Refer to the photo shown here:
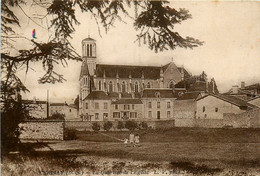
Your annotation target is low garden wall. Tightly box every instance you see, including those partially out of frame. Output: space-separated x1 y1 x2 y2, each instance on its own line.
65 120 175 131
19 120 64 140
223 108 260 128
175 118 223 128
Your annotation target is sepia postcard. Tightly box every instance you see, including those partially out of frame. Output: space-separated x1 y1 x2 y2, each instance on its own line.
1 0 260 176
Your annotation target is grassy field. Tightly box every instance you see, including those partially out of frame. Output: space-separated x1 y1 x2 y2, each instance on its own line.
2 127 260 175
76 127 260 143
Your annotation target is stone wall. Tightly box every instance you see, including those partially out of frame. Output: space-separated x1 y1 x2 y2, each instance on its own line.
19 121 64 140
173 100 196 119
175 118 223 128
65 120 175 131
175 118 196 127
223 108 260 128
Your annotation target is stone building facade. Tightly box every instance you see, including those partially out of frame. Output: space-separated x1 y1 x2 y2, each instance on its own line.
196 94 256 119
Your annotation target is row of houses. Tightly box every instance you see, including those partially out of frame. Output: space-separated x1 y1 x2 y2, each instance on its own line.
21 100 78 120
82 87 259 122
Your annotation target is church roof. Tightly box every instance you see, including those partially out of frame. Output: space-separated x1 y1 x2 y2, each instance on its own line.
95 63 191 79
96 64 161 79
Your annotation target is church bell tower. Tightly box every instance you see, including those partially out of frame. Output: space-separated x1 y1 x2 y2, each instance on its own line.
82 37 96 76
79 37 97 115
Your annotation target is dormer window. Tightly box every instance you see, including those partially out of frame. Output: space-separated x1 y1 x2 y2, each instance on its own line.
98 81 102 90
134 81 139 92
155 92 160 98
109 81 113 92
147 82 151 88
122 81 126 92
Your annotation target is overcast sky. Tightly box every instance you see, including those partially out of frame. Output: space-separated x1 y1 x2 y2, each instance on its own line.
12 1 260 103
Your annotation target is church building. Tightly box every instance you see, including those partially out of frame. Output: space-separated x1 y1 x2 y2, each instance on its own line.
79 37 191 121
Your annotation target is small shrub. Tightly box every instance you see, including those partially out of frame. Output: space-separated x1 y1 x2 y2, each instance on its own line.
103 121 113 131
140 122 148 129
92 122 100 132
48 112 65 120
125 121 138 131
64 129 77 140
117 121 124 130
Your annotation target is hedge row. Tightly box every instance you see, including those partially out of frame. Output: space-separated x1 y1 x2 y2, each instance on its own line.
92 121 149 132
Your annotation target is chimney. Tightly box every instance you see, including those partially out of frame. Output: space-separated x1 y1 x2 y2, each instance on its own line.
232 85 239 94
241 81 245 89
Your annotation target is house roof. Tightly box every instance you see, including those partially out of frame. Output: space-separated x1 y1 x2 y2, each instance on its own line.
224 83 260 96
94 63 190 79
177 92 201 100
84 91 110 100
107 92 119 99
121 92 132 98
247 96 260 102
67 104 77 109
112 99 143 104
50 103 64 106
142 88 185 98
244 83 260 90
21 100 47 104
197 94 257 110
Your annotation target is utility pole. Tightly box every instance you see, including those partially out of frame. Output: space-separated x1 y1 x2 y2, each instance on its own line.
47 89 49 119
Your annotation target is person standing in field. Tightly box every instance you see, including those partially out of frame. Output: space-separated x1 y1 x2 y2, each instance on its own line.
124 138 128 147
134 134 140 147
129 132 135 147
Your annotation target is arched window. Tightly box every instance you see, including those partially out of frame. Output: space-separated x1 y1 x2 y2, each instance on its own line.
122 81 126 92
168 80 175 88
90 44 92 56
147 82 151 88
85 77 88 85
87 44 89 56
84 44 87 56
98 81 102 90
104 82 107 92
134 82 139 92
109 81 113 92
